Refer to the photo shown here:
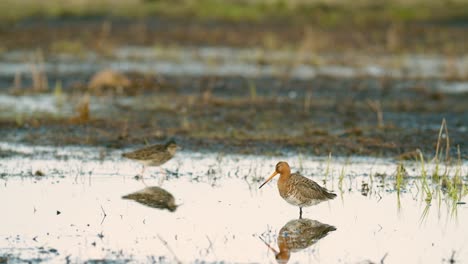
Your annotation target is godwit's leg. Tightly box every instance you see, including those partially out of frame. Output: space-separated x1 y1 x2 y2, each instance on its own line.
158 167 167 186
299 207 303 219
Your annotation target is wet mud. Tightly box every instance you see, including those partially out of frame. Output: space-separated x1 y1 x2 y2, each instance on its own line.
0 19 467 159
1 18 467 54
0 73 467 158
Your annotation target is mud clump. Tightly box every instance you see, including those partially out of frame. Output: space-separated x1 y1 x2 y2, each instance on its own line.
88 69 131 95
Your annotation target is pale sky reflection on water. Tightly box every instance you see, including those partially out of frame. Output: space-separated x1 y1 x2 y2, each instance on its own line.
0 143 467 263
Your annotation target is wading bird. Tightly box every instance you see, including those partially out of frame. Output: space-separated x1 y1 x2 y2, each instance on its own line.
259 161 336 218
122 139 179 183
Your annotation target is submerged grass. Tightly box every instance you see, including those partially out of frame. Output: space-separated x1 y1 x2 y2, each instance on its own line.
247 79 257 102
325 152 332 181
54 80 64 108
395 163 405 196
433 118 450 183
410 119 468 221
417 149 433 203
338 159 348 193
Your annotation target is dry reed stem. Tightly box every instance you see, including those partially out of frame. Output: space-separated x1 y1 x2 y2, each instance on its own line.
386 23 401 51
443 119 450 163
70 94 90 123
304 90 312 112
13 71 22 90
434 118 450 163
366 99 384 128
29 49 48 92
157 235 181 264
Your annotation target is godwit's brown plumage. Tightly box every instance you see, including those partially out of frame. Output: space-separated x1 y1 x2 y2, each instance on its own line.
122 139 179 178
259 161 336 218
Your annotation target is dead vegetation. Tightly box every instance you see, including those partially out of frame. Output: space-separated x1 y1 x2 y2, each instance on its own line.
1 75 466 158
1 17 468 56
10 49 49 94
88 69 131 95
70 94 90 124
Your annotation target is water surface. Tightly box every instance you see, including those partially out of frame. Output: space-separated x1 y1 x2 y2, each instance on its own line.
0 143 467 263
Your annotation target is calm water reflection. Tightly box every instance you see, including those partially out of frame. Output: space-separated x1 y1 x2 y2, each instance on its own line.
262 218 336 264
0 142 467 263
122 186 177 212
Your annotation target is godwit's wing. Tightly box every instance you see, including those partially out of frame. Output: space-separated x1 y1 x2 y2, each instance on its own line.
289 173 337 205
122 144 166 160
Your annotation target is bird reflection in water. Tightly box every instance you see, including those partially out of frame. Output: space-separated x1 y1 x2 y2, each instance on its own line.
261 218 336 264
122 186 178 212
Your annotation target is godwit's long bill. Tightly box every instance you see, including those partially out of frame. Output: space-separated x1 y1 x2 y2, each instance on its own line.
259 161 336 218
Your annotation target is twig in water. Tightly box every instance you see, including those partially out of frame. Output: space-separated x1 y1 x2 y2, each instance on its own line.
157 234 181 264
449 250 456 264
205 235 218 258
380 252 388 264
377 191 383 202
100 205 107 225
206 235 214 253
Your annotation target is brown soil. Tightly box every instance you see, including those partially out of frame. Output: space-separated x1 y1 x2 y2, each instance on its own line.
0 18 467 54
0 18 467 159
1 74 466 160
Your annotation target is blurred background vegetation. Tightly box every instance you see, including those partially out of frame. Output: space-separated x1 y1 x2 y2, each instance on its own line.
0 0 467 156
1 0 467 26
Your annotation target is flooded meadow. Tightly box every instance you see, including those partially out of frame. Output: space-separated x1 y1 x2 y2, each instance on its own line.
1 6 468 263
0 142 467 263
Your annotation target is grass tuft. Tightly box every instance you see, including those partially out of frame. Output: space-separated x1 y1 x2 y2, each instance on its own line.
247 79 257 102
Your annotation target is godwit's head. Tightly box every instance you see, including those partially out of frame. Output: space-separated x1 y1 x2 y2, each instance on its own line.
274 161 291 175
275 250 291 264
259 161 291 189
165 139 180 155
259 235 290 264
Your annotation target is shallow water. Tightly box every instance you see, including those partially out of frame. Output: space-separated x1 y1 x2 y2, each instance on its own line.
0 142 467 263
1 46 468 81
